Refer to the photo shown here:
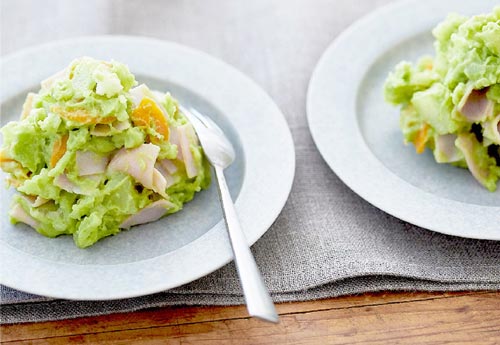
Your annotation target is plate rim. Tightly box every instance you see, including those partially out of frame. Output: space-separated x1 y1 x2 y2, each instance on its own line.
0 35 296 299
307 0 499 241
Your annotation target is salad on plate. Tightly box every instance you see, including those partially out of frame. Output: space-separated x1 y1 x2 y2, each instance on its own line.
0 57 211 248
384 7 500 191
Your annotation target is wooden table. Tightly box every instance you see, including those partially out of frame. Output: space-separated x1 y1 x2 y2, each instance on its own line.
2 291 499 344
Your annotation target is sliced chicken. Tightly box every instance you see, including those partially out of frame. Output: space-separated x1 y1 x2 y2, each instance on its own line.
20 93 36 120
158 158 178 174
434 134 461 163
6 177 22 188
41 68 68 90
169 125 183 160
9 203 39 229
152 90 166 102
120 199 173 229
458 87 493 122
21 194 36 203
155 162 177 189
54 174 101 195
54 174 94 195
455 133 493 189
129 85 167 110
152 168 168 197
108 143 160 190
85 174 102 182
129 84 151 108
483 114 500 145
33 196 50 207
114 120 131 131
21 194 50 208
177 124 199 178
76 151 109 176
54 174 80 194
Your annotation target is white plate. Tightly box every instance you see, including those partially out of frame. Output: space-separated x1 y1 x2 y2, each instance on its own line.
307 0 499 240
0 36 295 299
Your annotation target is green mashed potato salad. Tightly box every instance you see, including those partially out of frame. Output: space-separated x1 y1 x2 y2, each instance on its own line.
0 57 211 248
384 7 500 191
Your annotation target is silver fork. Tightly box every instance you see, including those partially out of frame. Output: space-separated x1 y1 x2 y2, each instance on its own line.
180 105 279 323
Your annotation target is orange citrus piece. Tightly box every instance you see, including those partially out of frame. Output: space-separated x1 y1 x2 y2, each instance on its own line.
51 106 116 125
415 123 429 154
131 97 169 142
50 134 69 168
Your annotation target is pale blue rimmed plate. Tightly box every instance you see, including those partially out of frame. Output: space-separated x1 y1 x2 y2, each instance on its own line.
0 36 295 299
308 0 499 240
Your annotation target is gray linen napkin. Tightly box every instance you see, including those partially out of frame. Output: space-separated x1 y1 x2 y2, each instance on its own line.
1 0 499 324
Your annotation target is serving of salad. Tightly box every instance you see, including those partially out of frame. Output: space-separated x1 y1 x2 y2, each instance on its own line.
0 57 210 248
384 7 500 191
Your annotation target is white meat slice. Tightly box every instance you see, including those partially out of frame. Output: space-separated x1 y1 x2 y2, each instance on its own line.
458 88 493 122
434 134 461 163
54 174 98 195
120 200 173 229
129 85 169 113
129 84 151 107
455 134 491 188
169 125 183 160
21 194 36 205
9 203 39 229
155 162 176 189
40 68 68 90
108 143 160 190
21 93 36 119
54 174 84 194
158 158 178 174
483 114 500 145
76 151 109 176
177 124 199 178
85 174 102 182
152 91 166 102
33 196 50 207
152 168 168 197
114 120 131 131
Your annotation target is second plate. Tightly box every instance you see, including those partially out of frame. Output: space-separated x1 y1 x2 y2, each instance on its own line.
307 0 499 240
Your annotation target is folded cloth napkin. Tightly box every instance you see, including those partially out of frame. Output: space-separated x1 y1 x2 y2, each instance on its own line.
1 0 499 324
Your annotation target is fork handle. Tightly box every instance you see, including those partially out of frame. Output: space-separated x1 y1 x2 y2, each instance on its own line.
213 165 279 323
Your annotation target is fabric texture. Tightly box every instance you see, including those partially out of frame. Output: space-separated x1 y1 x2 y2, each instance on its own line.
1 0 499 324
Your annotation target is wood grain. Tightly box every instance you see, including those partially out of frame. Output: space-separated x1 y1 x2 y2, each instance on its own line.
2 291 499 344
